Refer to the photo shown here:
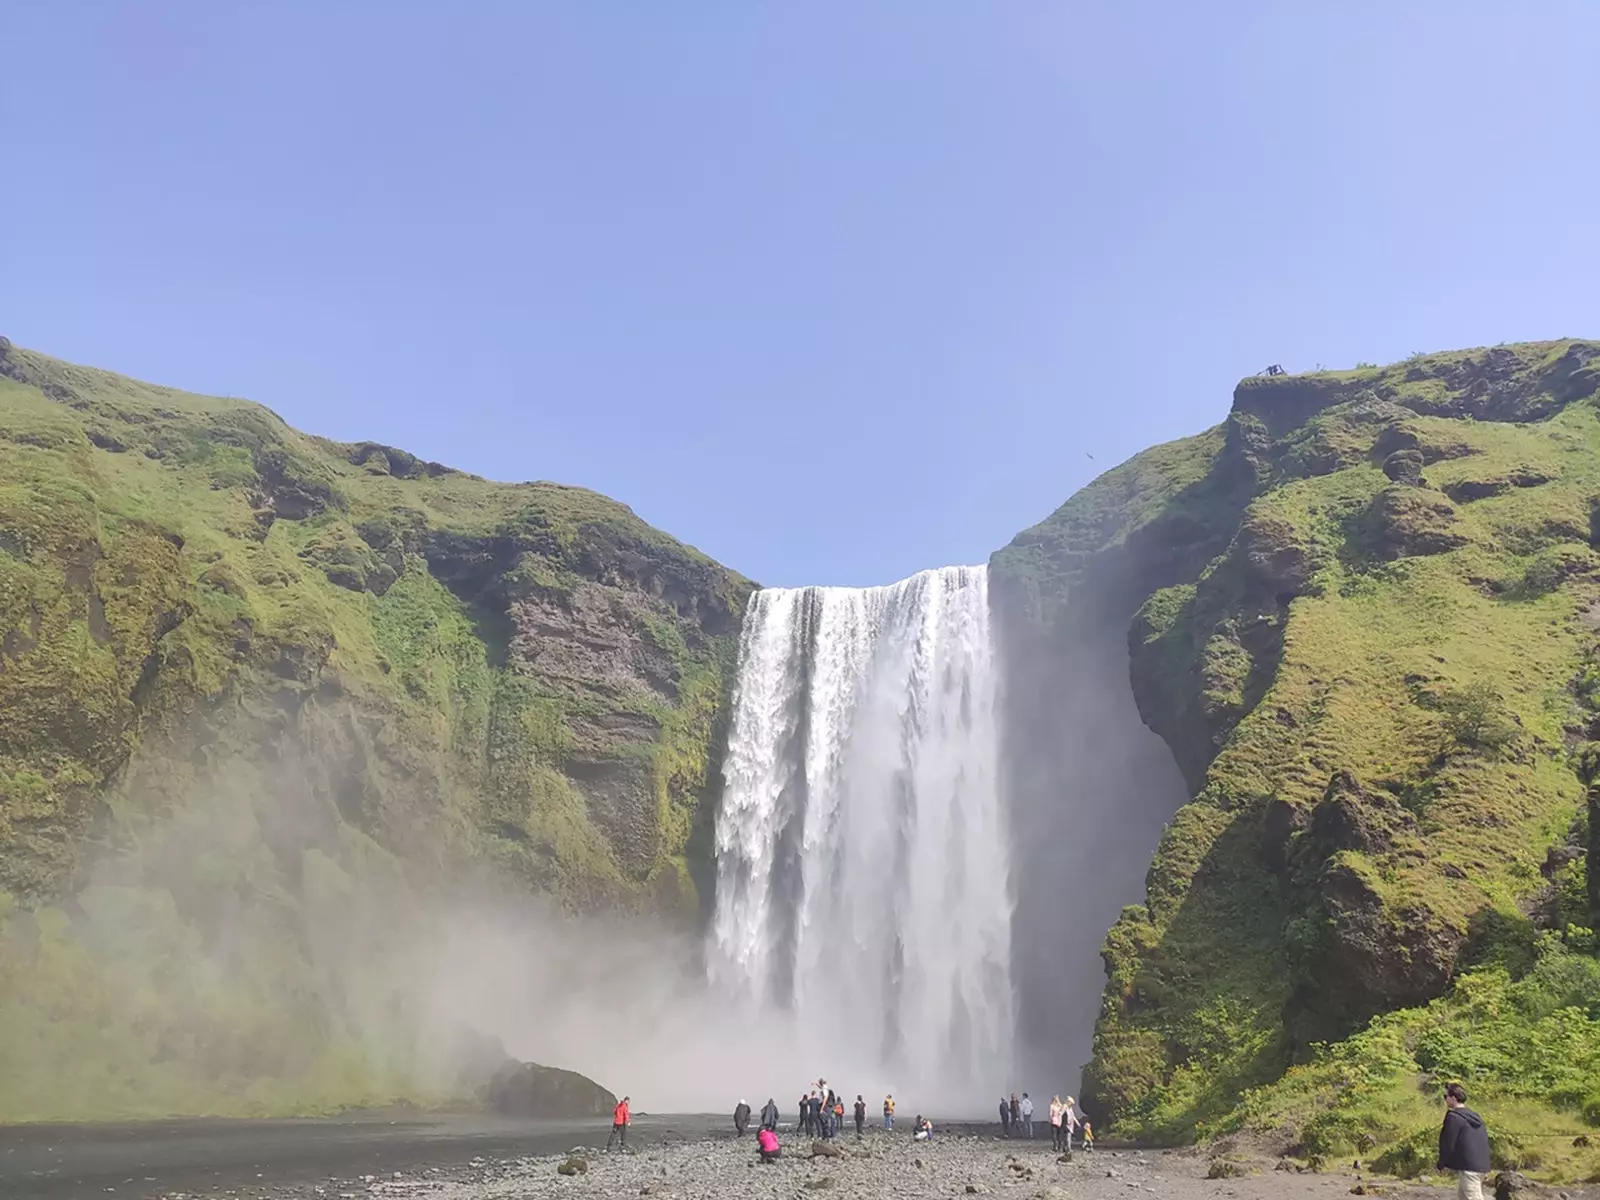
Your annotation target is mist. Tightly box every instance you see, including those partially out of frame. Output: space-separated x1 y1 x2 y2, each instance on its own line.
998 606 1192 1095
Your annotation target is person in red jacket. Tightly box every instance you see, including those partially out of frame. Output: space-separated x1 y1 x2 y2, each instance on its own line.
606 1096 631 1151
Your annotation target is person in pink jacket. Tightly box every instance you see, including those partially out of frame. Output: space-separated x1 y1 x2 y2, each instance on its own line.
757 1126 782 1163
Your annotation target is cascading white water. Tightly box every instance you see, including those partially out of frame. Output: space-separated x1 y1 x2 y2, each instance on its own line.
710 565 1013 1098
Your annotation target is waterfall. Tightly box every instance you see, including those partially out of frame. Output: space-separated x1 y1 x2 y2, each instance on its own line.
710 565 1013 1096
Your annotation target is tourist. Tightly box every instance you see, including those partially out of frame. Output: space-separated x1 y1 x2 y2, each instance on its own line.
811 1092 826 1136
760 1098 779 1132
799 1092 812 1136
824 1090 837 1138
1062 1096 1080 1152
883 1094 895 1130
758 1126 782 1163
606 1095 631 1151
1081 1120 1094 1151
854 1094 866 1137
1437 1083 1490 1200
1048 1095 1064 1150
1010 1093 1021 1135
734 1098 751 1136
914 1114 933 1141
834 1095 845 1135
999 1095 1011 1138
1020 1092 1034 1138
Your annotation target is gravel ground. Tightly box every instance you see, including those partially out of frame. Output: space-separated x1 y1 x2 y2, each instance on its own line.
142 1129 1597 1200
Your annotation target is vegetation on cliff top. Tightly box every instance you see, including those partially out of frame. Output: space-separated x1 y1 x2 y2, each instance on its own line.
995 340 1600 1183
0 339 751 1119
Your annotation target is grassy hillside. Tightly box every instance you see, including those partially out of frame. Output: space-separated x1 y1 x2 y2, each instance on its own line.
995 340 1600 1184
0 338 752 1118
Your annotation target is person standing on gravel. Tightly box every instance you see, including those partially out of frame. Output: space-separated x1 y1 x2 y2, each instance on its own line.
1010 1093 1022 1135
854 1095 866 1137
1020 1093 1034 1139
1062 1097 1080 1152
883 1094 895 1130
1437 1083 1490 1200
799 1092 812 1136
1048 1096 1065 1150
734 1099 751 1136
760 1098 779 1132
999 1096 1012 1137
606 1095 631 1151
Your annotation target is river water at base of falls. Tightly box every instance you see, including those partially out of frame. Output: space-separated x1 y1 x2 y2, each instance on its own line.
708 565 1014 1099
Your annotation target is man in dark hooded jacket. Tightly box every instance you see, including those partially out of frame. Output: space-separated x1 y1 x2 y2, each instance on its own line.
760 1098 779 1132
1436 1083 1490 1200
734 1099 752 1135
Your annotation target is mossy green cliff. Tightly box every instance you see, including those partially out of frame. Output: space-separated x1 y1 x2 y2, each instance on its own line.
993 340 1600 1181
0 339 750 1118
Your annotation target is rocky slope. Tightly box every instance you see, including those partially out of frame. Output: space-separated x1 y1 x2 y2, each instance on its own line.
993 340 1600 1176
0 338 751 1118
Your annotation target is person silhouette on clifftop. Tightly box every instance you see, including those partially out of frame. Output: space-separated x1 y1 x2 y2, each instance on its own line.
734 1099 751 1136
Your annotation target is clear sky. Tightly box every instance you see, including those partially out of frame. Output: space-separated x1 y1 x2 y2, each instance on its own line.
6 3 1598 587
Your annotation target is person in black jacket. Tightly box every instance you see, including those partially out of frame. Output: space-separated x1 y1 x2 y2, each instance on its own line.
760 1098 779 1132
1437 1083 1490 1200
734 1099 752 1135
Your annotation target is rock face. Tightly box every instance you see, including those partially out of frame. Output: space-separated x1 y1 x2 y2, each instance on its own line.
485 1060 616 1118
990 339 1600 1138
0 345 752 1119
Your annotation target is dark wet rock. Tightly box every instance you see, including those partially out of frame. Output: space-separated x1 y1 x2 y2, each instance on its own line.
486 1061 616 1118
1381 448 1425 485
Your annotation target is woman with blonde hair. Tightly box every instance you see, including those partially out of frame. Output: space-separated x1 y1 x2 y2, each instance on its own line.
1048 1095 1065 1151
1062 1096 1081 1152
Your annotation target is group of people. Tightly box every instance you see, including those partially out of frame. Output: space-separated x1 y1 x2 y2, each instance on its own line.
792 1086 863 1139
732 1084 938 1160
997 1093 1090 1152
632 1077 1492 1196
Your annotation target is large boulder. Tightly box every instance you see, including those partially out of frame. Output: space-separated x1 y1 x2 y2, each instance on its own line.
485 1060 617 1117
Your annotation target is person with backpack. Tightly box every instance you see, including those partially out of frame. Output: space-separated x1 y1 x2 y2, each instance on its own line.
1437 1083 1491 1200
853 1094 866 1137
883 1094 895 1130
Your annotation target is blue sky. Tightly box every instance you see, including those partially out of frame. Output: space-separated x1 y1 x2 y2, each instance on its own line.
6 3 1598 587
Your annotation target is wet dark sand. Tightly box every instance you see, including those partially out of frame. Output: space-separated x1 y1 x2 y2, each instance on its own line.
0 1112 726 1200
